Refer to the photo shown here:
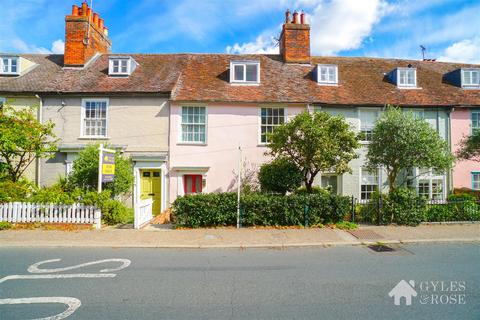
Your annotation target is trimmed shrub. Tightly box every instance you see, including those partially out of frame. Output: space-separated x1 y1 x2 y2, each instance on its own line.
172 192 350 228
356 189 425 226
424 193 480 222
173 193 237 228
383 187 426 226
258 158 303 195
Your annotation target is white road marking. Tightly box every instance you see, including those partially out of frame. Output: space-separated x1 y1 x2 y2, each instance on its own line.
0 273 117 284
0 297 81 320
27 258 131 274
0 258 131 318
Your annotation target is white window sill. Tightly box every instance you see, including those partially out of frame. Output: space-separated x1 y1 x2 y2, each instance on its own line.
397 86 422 90
230 82 260 86
317 82 338 86
177 142 207 146
78 136 109 140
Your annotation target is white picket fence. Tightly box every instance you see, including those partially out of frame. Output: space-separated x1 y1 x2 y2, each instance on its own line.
135 198 153 229
0 202 101 229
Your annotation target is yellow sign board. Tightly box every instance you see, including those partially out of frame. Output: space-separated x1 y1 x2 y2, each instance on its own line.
102 164 116 175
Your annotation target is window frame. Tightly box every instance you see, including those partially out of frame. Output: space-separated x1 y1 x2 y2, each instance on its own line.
461 68 480 88
183 174 203 194
396 67 417 88
80 98 109 139
320 174 340 195
229 61 260 85
471 110 480 135
0 56 20 75
259 106 287 145
358 108 378 143
472 172 480 190
108 57 132 76
316 64 338 85
408 168 446 200
360 167 380 201
179 106 208 145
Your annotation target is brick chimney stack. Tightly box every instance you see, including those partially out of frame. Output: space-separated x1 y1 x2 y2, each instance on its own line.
279 10 311 64
64 1 112 67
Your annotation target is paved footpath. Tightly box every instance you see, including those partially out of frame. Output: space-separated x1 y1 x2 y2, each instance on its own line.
0 224 478 248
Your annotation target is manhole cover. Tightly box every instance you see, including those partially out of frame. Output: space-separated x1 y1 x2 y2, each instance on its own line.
348 229 383 240
368 244 395 252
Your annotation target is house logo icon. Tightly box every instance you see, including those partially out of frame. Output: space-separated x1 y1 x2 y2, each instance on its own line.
389 280 417 306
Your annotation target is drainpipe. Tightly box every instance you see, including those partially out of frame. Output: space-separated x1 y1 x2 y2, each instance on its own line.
447 107 454 194
35 94 43 187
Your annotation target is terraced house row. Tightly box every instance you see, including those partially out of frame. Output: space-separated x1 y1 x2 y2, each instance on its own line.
1 2 480 216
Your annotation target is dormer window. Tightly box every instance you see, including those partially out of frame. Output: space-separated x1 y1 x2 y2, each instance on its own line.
462 69 480 88
317 64 338 85
397 67 416 88
230 61 260 84
108 57 136 76
1 56 19 75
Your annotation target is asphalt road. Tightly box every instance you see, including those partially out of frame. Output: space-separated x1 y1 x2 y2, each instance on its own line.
0 243 479 320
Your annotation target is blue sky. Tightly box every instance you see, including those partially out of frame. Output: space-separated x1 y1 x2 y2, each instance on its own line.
0 0 479 63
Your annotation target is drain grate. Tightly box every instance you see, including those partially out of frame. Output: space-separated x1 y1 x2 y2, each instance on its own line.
368 244 395 252
347 229 383 240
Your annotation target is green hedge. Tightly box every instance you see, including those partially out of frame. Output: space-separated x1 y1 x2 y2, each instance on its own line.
172 192 350 228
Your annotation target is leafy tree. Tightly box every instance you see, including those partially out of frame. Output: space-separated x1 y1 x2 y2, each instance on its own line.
0 104 57 182
456 130 480 161
258 158 303 195
366 106 454 192
67 144 133 196
267 111 360 193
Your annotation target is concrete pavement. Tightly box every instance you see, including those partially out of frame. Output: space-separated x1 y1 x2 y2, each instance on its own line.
0 224 478 248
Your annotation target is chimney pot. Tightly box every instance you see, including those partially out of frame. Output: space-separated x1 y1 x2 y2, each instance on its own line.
99 18 104 29
93 13 99 27
81 1 88 16
87 8 92 18
72 5 79 16
103 27 109 37
293 11 299 24
285 9 291 23
300 11 305 24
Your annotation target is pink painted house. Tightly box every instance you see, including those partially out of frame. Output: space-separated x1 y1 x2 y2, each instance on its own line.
452 107 480 190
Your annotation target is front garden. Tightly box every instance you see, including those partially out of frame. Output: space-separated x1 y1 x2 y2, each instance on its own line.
0 104 134 228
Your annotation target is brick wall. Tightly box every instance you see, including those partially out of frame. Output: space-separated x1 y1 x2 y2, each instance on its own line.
280 23 311 64
64 3 111 67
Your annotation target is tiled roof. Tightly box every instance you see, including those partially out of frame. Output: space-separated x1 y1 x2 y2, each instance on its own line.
1 53 480 106
173 54 480 106
0 54 187 94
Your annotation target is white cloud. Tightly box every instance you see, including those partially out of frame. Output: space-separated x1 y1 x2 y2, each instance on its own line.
51 39 65 54
9 38 64 54
438 37 480 64
309 0 391 55
225 0 390 55
226 34 279 54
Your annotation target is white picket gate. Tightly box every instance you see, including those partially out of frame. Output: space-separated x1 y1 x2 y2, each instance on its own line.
134 198 153 229
0 202 101 229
